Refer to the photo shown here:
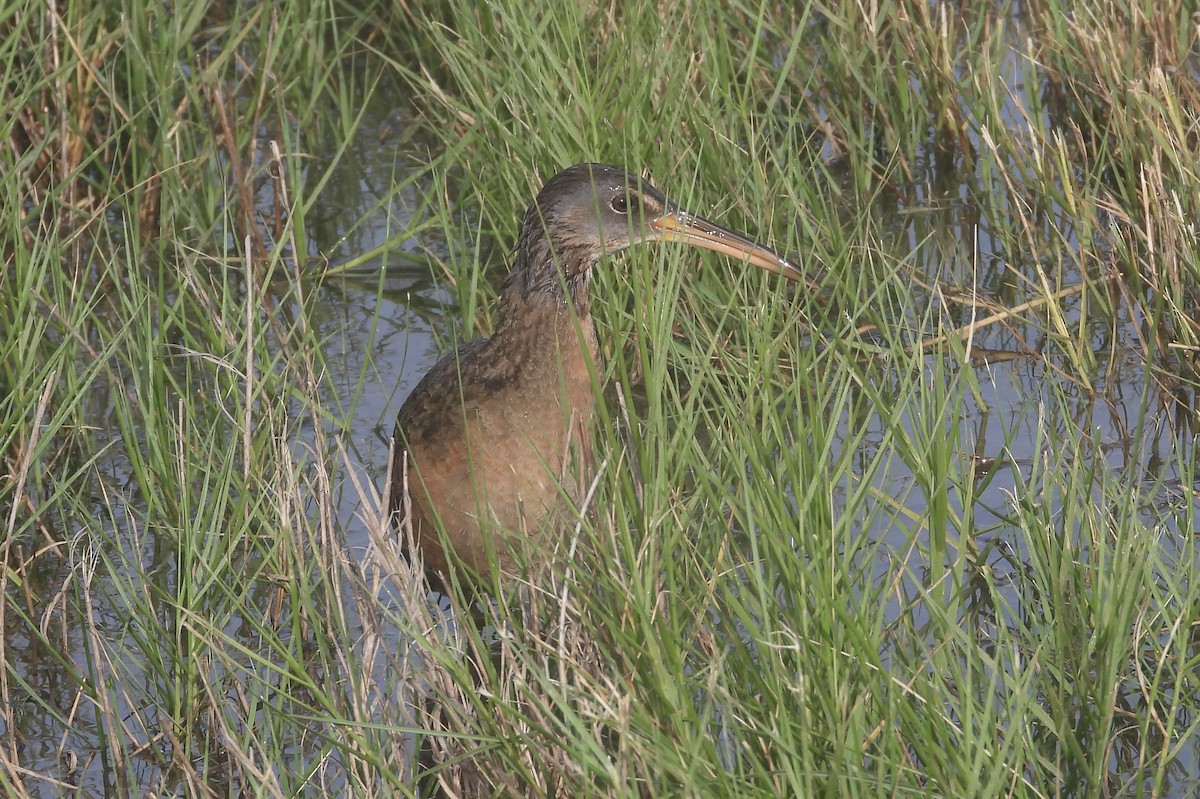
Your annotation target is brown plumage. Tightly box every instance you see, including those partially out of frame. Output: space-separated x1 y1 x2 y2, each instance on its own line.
391 163 802 581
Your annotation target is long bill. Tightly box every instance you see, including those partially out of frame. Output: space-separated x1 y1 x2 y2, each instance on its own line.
650 209 806 284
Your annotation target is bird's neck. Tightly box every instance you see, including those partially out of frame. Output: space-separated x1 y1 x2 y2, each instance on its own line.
497 267 589 314
489 241 601 386
493 280 597 361
495 238 594 341
506 220 596 308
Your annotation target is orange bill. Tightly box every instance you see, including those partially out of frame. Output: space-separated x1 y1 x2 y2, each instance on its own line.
651 209 806 284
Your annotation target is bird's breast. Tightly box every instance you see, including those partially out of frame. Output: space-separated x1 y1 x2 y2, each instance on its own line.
393 300 599 574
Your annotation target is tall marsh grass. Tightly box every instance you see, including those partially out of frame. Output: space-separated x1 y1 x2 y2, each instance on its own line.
1 0 1198 796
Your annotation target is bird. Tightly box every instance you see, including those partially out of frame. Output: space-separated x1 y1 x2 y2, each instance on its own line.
390 162 803 583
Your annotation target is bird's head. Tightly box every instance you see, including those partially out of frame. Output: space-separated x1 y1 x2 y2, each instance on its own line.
509 162 803 302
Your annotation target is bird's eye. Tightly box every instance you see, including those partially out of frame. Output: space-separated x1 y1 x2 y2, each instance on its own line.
611 193 638 214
